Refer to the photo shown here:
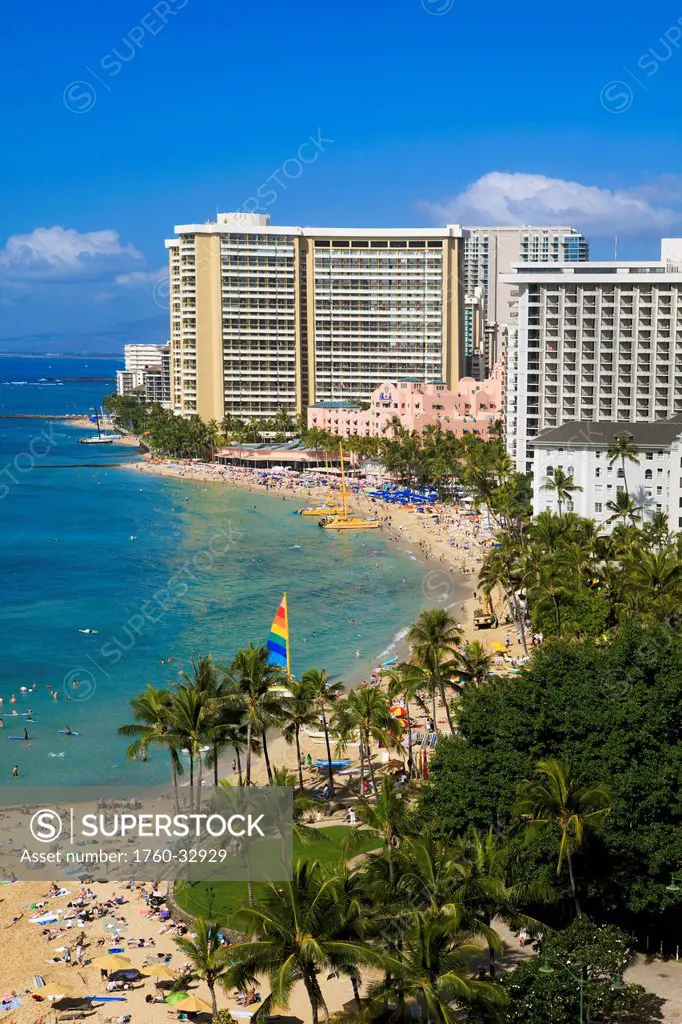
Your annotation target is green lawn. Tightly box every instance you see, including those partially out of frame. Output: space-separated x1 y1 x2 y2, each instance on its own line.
175 826 380 925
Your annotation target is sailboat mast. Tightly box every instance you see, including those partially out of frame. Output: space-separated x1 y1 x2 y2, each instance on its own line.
339 442 348 517
283 590 290 677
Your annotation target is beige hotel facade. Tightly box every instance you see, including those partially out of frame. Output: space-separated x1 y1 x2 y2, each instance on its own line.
166 213 465 421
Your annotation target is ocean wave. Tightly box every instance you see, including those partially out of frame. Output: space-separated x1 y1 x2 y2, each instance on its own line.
376 627 409 660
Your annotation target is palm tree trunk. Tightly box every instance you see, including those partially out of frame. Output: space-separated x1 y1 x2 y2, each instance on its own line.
431 691 438 734
566 849 581 917
406 697 414 778
350 974 362 1011
236 747 243 785
321 707 335 797
170 754 181 813
552 593 562 637
358 739 366 796
303 973 324 1024
246 723 252 786
488 940 496 978
365 729 379 796
196 748 204 812
213 742 219 786
505 578 529 655
439 682 455 734
261 730 273 782
208 979 217 1016
295 724 304 793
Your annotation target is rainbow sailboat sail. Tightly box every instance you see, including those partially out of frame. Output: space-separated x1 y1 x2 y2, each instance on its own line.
266 592 290 675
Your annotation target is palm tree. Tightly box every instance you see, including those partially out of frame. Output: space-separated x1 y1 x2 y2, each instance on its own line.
168 683 209 807
117 684 183 792
355 776 411 883
223 645 286 785
527 564 571 637
515 758 612 916
300 668 344 798
224 860 377 1024
280 678 318 792
178 655 233 787
334 687 400 797
606 490 642 527
407 609 462 733
174 918 230 1016
267 766 321 859
385 662 426 778
541 467 582 519
626 546 682 623
607 430 640 495
450 828 544 978
367 912 505 1023
644 509 670 550
479 535 528 654
456 641 493 688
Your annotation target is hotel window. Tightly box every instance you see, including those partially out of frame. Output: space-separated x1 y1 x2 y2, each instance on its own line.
594 502 602 513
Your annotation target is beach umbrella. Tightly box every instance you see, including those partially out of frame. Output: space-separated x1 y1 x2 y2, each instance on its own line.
491 642 507 653
91 954 132 970
39 982 78 999
171 994 213 1013
165 991 190 1005
143 965 178 981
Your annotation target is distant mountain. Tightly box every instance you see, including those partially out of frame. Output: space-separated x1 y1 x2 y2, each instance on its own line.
0 316 168 355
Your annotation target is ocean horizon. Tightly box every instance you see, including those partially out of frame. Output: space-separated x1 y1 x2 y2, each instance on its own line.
0 356 429 786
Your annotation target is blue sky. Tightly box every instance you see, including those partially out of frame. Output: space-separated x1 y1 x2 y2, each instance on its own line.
4 0 682 348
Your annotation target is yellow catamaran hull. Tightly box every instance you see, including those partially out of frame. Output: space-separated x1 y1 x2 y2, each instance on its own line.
320 516 381 530
300 506 342 517
319 443 382 529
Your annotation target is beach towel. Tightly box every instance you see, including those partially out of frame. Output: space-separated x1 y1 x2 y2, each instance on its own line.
0 996 22 1010
30 912 58 925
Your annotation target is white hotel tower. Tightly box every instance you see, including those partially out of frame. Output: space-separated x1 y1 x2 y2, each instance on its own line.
165 213 465 422
501 239 682 473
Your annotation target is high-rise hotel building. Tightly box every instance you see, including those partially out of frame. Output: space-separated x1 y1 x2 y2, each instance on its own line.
501 239 682 472
166 213 465 421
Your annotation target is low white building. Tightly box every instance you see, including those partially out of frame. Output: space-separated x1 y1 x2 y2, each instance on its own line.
116 344 171 407
115 368 145 396
532 417 682 531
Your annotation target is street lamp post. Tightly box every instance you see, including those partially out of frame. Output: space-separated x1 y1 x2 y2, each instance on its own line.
539 953 625 1024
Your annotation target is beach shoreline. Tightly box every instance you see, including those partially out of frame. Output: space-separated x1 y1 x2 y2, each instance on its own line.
121 454 525 670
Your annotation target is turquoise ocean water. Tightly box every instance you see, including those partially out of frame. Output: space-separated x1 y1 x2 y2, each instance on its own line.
0 357 428 785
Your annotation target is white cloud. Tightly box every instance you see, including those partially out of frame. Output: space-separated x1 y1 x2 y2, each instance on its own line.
0 226 144 282
418 172 682 237
115 267 167 287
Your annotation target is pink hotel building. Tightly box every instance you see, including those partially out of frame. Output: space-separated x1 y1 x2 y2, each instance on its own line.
307 362 504 439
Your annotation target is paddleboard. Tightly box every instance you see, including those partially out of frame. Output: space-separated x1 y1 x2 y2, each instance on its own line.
8 736 30 740
58 730 79 736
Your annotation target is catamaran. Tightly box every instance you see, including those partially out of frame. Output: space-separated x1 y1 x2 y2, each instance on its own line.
298 452 342 517
78 408 116 445
266 592 293 695
320 443 381 530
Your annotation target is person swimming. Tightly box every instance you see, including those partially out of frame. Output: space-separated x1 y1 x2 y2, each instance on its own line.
64 725 72 735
